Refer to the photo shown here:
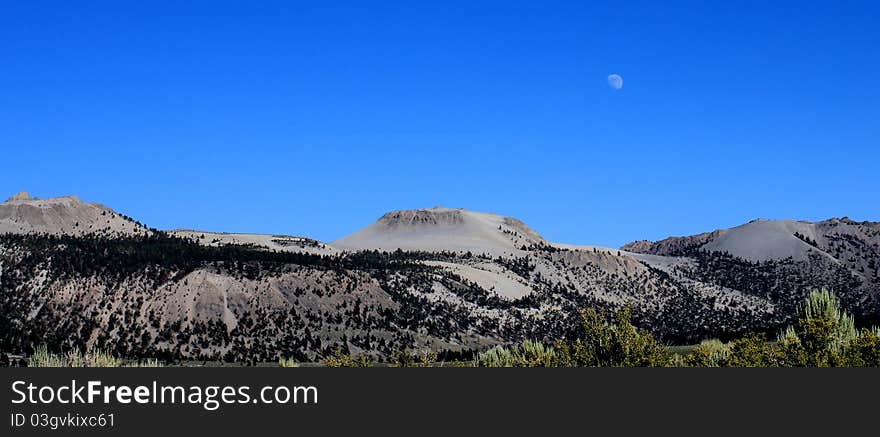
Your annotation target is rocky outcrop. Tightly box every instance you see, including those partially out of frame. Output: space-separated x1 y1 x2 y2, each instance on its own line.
0 192 147 236
378 207 466 227
4 192 31 202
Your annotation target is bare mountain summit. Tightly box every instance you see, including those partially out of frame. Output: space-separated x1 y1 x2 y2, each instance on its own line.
0 192 148 236
331 207 543 254
5 191 31 202
622 217 880 265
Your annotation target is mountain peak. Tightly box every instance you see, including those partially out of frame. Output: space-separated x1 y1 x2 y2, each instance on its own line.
0 193 141 236
3 192 86 204
332 207 543 253
5 191 31 202
622 217 880 262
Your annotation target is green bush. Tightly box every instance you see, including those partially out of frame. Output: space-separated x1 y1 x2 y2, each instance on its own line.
843 328 880 367
389 350 438 367
726 333 774 367
278 357 300 367
28 345 120 367
685 339 729 367
27 345 161 367
686 289 880 367
776 289 858 367
555 306 671 367
322 349 372 367
390 350 417 367
474 340 557 367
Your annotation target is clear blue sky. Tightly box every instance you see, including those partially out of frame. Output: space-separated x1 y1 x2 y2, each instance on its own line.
2 1 878 247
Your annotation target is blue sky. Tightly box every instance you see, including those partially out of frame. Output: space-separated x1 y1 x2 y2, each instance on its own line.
2 1 878 247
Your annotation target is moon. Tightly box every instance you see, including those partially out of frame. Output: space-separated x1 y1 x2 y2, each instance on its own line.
607 74 623 90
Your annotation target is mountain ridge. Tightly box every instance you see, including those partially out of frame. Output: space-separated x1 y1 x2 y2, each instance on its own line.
2 191 878 361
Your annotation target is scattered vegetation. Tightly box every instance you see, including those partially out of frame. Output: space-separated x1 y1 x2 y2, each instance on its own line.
555 306 672 367
2 228 877 367
477 290 879 368
685 339 729 367
322 349 373 367
471 307 671 367
773 289 877 367
278 357 300 368
0 232 480 362
26 345 162 367
793 232 818 248
474 340 557 367
680 289 880 367
389 350 438 367
16 291 880 367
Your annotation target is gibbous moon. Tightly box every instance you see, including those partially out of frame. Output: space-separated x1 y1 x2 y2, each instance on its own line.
607 74 623 90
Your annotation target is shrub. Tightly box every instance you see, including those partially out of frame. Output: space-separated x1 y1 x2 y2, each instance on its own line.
555 306 671 367
776 289 858 367
685 339 729 367
726 333 773 367
28 345 121 367
390 350 438 367
278 357 300 368
843 328 880 367
394 351 416 367
474 340 557 367
26 345 161 367
685 334 772 368
322 349 372 367
686 290 878 367
420 351 438 367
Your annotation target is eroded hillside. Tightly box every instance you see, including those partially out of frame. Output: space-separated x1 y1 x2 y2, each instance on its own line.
1 195 877 362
